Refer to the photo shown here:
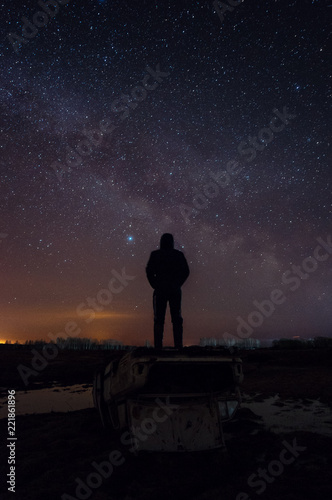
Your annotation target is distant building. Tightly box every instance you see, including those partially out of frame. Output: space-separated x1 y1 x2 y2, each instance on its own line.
101 339 124 350
200 337 261 350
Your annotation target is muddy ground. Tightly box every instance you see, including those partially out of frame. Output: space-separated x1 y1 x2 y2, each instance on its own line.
0 348 331 500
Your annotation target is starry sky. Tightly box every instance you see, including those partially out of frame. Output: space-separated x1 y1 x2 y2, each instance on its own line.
0 0 331 346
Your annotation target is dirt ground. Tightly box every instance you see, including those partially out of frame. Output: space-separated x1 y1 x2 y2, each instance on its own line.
0 347 331 500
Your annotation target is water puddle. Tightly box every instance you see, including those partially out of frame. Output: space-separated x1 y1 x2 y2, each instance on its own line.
0 383 93 418
241 393 332 437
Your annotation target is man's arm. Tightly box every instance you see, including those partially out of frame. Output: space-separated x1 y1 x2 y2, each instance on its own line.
178 253 190 287
146 252 157 289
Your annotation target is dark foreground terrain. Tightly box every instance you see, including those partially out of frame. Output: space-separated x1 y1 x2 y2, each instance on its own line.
0 347 331 500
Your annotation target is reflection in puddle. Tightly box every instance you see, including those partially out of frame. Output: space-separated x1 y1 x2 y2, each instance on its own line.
0 384 93 418
241 393 332 437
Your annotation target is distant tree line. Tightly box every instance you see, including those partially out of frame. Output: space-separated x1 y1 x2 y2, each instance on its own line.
2 336 332 350
272 337 332 350
1 338 127 350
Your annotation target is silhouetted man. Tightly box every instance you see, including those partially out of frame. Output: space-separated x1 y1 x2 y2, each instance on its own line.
146 233 190 349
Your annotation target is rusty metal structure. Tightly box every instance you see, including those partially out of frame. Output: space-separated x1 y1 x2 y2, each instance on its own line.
93 347 243 452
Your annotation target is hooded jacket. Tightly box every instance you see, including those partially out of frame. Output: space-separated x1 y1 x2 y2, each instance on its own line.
146 234 190 292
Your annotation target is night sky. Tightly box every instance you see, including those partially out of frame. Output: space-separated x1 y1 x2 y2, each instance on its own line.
0 0 331 346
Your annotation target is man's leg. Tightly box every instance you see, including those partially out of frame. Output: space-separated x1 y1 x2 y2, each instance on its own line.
169 288 183 349
153 290 167 349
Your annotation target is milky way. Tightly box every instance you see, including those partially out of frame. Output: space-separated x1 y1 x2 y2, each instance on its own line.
1 0 331 345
